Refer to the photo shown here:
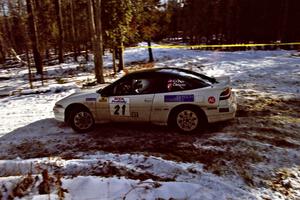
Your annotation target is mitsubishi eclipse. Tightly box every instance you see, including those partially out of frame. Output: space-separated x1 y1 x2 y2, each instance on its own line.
53 68 237 133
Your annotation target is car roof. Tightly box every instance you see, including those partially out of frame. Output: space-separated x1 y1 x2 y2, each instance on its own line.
127 67 217 83
128 67 192 76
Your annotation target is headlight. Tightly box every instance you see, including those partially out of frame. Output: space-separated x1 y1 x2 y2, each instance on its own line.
54 104 64 109
53 104 64 112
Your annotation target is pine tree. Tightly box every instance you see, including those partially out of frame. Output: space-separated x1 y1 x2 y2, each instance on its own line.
102 0 133 71
134 0 161 62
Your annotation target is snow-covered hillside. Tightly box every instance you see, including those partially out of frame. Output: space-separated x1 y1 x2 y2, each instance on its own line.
0 46 299 199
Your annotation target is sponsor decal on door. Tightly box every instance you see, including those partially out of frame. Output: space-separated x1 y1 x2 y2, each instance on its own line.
164 95 194 102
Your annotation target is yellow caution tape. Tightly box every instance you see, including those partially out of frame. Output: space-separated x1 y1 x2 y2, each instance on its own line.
133 42 300 49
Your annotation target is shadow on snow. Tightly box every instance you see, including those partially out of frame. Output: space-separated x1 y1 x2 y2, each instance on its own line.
0 118 228 160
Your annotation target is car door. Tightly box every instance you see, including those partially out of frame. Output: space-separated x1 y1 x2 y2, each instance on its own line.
108 76 155 122
95 93 111 123
150 74 209 124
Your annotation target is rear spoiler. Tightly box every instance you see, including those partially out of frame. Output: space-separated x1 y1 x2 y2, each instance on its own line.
214 76 231 86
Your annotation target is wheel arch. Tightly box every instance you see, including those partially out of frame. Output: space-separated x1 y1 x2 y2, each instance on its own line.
64 103 91 123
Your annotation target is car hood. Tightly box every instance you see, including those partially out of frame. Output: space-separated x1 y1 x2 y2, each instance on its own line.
56 89 99 106
68 91 96 99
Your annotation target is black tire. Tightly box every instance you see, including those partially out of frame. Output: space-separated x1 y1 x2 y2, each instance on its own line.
169 106 206 133
69 108 95 133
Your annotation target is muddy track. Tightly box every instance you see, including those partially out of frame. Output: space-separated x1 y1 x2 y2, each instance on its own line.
1 90 300 187
3 91 300 160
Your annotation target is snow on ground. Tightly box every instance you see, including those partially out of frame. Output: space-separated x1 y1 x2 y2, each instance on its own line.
0 153 258 200
0 45 299 199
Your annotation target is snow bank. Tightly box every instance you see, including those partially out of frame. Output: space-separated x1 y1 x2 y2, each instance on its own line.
0 153 257 200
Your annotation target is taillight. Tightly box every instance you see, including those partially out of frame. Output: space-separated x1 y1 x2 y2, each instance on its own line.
220 88 231 100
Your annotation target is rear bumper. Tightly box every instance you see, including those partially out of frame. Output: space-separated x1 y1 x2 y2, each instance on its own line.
207 103 236 123
206 92 237 123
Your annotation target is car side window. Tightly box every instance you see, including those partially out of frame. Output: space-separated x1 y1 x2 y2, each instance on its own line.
166 78 192 92
132 78 155 94
113 80 134 96
113 77 157 96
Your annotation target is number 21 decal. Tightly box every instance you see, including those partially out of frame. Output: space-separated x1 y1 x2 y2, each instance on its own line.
109 97 130 116
114 104 126 115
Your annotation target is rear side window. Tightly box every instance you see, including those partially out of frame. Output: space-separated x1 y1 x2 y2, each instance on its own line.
167 78 192 92
164 76 210 92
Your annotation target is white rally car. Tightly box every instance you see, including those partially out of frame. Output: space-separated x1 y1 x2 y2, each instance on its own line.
53 68 237 133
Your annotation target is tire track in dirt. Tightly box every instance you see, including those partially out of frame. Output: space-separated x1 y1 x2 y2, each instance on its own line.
1 90 299 190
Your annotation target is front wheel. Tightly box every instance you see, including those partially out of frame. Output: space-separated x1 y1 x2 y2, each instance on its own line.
170 107 206 133
69 109 95 133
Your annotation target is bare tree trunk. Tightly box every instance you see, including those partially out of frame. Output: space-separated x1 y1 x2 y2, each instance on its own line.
87 0 104 83
26 48 33 89
5 2 17 50
85 45 89 62
69 0 77 62
26 0 43 79
87 0 94 59
87 0 96 64
45 49 50 60
0 32 5 64
112 49 116 74
55 0 64 63
93 0 104 83
147 40 154 62
0 4 8 62
0 46 5 64
3 17 14 48
118 38 124 72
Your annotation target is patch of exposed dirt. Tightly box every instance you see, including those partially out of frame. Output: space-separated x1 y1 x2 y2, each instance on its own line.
266 167 300 199
1 90 300 188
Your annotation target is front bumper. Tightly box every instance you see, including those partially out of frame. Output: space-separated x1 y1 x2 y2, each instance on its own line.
53 104 65 122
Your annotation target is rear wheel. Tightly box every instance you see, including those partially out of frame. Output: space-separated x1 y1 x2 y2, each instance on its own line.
69 108 94 133
169 106 206 133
